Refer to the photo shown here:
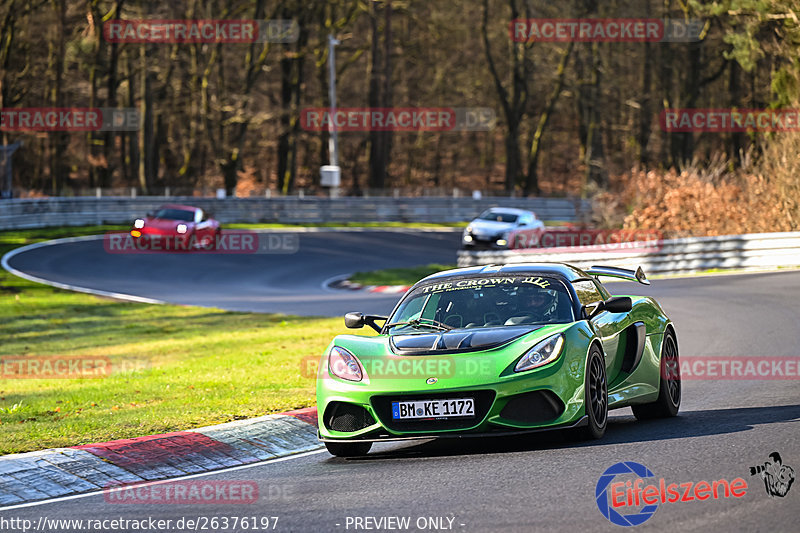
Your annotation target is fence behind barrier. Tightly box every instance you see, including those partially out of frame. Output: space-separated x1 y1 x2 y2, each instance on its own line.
457 231 800 274
0 196 590 230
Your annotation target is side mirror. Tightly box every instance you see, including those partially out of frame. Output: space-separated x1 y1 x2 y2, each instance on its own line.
605 296 633 313
344 312 387 333
585 296 632 319
344 312 365 329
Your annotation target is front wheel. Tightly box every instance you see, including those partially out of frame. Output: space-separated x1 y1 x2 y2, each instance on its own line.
199 230 219 251
324 441 372 457
632 330 681 420
577 345 608 440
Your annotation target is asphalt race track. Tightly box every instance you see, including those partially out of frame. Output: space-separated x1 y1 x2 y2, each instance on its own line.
3 230 463 316
3 230 800 532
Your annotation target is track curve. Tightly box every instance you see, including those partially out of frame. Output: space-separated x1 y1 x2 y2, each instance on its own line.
2 229 462 316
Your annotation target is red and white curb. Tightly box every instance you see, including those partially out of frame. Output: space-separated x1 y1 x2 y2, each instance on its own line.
0 407 319 507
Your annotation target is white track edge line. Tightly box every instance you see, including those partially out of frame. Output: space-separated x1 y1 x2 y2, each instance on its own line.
1 235 165 305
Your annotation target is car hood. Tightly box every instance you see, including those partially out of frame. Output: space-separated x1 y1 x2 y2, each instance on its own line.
390 325 542 355
468 219 516 234
143 217 192 230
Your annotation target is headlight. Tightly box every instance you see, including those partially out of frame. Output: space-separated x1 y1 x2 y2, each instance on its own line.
514 333 565 372
496 232 510 246
328 346 364 382
176 224 188 234
466 225 473 233
463 235 473 243
134 218 145 229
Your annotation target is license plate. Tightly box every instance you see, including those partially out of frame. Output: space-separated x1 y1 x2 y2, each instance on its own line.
391 398 475 420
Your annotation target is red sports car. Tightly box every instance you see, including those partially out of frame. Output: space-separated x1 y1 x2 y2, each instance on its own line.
130 204 220 251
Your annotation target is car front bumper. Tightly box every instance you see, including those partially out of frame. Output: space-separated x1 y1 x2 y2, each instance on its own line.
462 234 509 249
317 354 588 442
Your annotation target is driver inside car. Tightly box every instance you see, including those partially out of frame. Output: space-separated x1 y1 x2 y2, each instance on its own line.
505 288 558 325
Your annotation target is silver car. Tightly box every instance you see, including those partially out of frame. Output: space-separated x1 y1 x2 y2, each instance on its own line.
462 207 545 249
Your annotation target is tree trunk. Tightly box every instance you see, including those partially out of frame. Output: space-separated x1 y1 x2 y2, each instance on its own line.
49 0 67 194
276 4 306 195
101 0 124 188
367 0 393 190
125 49 137 186
575 39 607 190
138 43 154 194
675 39 703 164
637 5 653 166
525 42 573 196
481 0 530 195
728 60 743 164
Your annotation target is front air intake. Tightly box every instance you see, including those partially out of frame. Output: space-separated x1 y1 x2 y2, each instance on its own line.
499 390 564 424
324 402 376 433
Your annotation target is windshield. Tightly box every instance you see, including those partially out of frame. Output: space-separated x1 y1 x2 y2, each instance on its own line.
386 275 574 334
153 208 195 222
478 210 518 223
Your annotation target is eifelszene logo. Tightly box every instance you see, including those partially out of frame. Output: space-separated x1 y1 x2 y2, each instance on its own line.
595 461 748 527
596 462 659 527
749 452 795 498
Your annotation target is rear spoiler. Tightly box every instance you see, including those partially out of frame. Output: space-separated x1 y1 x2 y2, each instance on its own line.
585 265 650 285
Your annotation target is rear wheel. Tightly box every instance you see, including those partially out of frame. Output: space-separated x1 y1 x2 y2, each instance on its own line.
577 345 608 440
632 330 681 420
324 441 372 457
198 230 218 251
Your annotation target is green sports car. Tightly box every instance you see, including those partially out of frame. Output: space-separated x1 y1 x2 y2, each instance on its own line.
316 263 680 457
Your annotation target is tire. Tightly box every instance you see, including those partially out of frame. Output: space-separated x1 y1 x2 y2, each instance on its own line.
577 345 608 440
181 231 195 252
632 330 681 420
198 231 218 251
324 441 372 457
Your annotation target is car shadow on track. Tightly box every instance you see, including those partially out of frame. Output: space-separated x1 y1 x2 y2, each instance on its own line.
337 404 800 462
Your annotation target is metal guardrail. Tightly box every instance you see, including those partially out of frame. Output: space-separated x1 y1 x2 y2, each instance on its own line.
0 196 590 230
457 231 800 274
